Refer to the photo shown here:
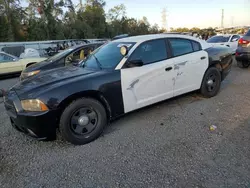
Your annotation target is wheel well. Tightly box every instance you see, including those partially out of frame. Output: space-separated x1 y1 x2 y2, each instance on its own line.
209 62 222 72
200 63 222 88
26 62 36 68
57 91 112 122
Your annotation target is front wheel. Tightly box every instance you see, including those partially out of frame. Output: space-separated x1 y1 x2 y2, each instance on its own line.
200 67 221 98
59 98 107 145
237 61 250 68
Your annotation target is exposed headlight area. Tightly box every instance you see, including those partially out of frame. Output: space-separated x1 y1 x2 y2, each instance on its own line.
21 99 49 112
21 70 40 80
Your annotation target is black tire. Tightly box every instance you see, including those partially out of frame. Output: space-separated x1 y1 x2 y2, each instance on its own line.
200 67 221 98
59 98 107 145
237 61 250 68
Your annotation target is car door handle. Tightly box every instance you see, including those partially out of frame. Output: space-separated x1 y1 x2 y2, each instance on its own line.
201 56 206 60
165 67 172 71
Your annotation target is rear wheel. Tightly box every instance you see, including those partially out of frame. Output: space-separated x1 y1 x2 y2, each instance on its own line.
59 98 107 145
237 61 250 68
200 67 221 98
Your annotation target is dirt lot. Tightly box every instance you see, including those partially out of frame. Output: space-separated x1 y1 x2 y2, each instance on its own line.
0 61 250 188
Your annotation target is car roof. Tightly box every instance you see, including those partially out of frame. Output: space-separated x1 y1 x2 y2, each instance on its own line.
114 33 211 50
115 34 202 43
69 42 104 50
0 51 8 55
0 51 18 58
216 34 240 37
0 51 15 56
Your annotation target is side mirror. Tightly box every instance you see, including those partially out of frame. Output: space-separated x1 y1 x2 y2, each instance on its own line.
126 59 143 68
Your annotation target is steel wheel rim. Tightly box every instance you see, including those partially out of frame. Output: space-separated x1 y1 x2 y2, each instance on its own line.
70 107 98 135
206 73 217 92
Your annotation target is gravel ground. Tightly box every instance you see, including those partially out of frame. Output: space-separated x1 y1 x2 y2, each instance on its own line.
0 61 250 188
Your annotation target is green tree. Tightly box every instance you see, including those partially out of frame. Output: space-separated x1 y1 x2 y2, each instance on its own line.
1 0 202 42
0 0 26 41
81 0 106 38
107 4 126 22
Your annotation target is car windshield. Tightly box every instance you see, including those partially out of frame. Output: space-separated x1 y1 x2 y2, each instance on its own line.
46 48 74 61
207 36 230 43
83 42 135 69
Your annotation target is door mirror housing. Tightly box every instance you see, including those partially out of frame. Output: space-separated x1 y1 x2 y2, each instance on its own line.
126 59 143 68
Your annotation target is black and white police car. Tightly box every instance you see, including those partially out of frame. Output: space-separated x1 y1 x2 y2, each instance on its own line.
3 34 233 145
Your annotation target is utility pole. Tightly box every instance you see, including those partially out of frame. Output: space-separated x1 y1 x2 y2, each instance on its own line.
221 9 224 28
162 7 168 31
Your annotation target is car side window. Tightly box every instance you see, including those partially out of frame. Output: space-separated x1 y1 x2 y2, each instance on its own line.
0 54 14 63
230 35 240 42
65 47 93 66
129 39 168 65
192 41 201 52
169 38 193 57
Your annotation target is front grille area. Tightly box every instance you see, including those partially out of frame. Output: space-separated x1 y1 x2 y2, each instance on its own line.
4 90 17 117
5 100 16 116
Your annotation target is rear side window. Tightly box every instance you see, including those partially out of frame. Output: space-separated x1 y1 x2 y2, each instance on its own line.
207 36 230 43
192 41 201 51
129 39 168 65
169 39 193 57
230 35 240 42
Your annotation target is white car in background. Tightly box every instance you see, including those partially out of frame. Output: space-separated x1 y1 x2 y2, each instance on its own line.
206 34 242 54
0 52 46 76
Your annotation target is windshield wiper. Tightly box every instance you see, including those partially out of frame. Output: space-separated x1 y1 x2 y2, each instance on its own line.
93 55 102 70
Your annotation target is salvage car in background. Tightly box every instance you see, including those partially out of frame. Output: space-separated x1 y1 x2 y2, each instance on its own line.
235 29 250 68
206 34 241 53
20 42 104 80
3 34 233 145
0 52 46 76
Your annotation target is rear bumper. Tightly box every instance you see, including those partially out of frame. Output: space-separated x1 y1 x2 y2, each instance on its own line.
235 52 250 62
235 46 250 61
